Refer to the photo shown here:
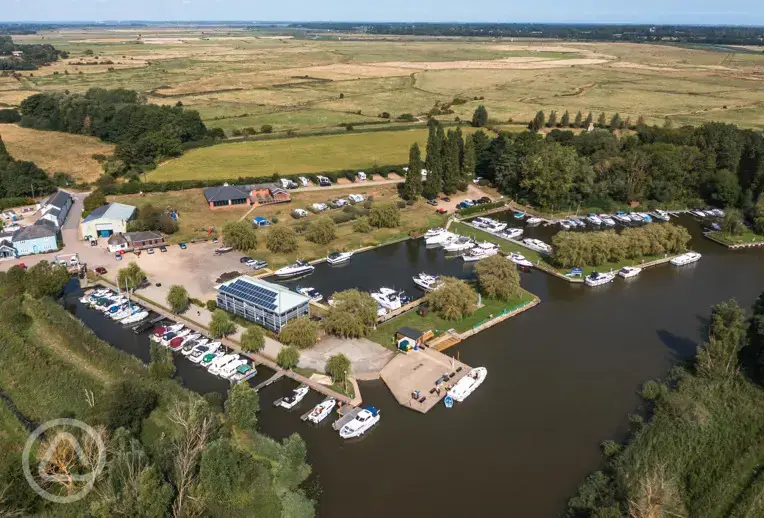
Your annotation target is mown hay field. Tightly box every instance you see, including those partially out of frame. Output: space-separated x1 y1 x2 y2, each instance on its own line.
150 128 475 181
0 123 113 182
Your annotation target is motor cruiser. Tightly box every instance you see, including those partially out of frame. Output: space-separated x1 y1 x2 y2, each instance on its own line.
584 271 616 287
274 260 315 278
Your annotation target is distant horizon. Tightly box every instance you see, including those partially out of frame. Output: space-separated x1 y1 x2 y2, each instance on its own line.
2 0 763 26
2 20 764 28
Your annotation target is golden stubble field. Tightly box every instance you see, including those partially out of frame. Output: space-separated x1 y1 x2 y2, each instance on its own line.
5 28 764 135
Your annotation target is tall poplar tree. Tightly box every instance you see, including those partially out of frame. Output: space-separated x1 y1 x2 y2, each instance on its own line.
423 120 443 199
561 110 570 128
462 135 476 179
443 129 460 194
403 142 423 200
574 111 583 128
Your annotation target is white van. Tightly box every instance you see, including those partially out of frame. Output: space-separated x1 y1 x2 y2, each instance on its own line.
357 171 367 181
298 176 310 187
317 175 332 187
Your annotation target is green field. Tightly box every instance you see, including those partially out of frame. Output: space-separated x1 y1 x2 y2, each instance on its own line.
151 128 445 180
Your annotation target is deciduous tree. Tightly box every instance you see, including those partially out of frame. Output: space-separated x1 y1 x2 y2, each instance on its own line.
323 289 377 338
82 189 106 218
222 220 258 251
209 309 235 338
276 346 300 369
266 226 298 253
475 254 522 301
425 276 477 320
225 382 260 432
368 203 400 228
279 317 319 349
241 325 265 353
305 216 336 245
326 353 351 387
166 284 189 313
117 262 145 292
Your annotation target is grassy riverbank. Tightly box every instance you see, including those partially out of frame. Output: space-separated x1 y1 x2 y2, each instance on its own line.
0 295 315 515
368 289 535 350
451 221 674 277
567 298 764 517
706 229 764 247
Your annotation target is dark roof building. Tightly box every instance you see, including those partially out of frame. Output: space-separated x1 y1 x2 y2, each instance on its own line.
40 190 73 227
203 184 252 208
13 220 58 241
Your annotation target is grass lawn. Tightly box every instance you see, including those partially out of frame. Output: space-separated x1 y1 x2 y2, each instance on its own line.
367 290 535 350
112 183 448 267
0 123 114 182
150 128 475 181
451 220 673 277
707 229 764 246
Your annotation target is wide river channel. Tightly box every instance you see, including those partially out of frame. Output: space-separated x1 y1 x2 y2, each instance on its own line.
65 214 764 517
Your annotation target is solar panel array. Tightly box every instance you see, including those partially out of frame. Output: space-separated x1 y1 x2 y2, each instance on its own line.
220 280 278 311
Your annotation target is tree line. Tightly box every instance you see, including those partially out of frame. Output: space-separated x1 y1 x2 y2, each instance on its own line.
470 121 764 217
567 295 764 517
0 133 56 199
18 88 208 176
552 223 692 268
0 35 67 70
402 118 476 200
290 22 764 45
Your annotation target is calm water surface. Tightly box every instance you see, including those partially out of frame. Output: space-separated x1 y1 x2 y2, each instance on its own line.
67 215 764 517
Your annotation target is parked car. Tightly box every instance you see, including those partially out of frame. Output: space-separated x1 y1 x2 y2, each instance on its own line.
212 237 218 243
292 208 308 218
436 208 448 214
115 253 123 261
240 256 253 264
441 196 451 202
479 196 492 203
247 260 268 270
160 246 167 253
348 193 364 203
95 267 107 275
147 248 155 254
179 242 187 249
426 199 438 206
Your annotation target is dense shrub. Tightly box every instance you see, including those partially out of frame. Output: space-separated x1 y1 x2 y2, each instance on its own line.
368 203 400 228
102 380 158 433
0 109 21 123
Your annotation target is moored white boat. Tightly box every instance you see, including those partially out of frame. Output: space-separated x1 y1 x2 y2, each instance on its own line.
618 266 642 279
670 252 701 266
307 399 336 424
200 350 224 367
500 227 523 240
219 359 247 380
278 386 309 409
326 251 353 265
558 220 572 230
462 242 499 262
587 213 602 225
412 273 441 291
629 213 644 222
600 214 616 227
297 287 323 302
653 209 670 221
443 236 475 252
371 288 404 310
526 217 542 226
584 271 616 286
508 253 533 268
522 238 552 254
121 310 148 324
447 367 487 403
208 354 238 375
339 406 380 439
274 260 315 278
614 212 632 224
689 209 707 218
425 229 455 246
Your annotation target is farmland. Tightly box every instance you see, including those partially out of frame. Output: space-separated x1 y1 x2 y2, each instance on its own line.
0 123 113 182
0 27 762 184
150 127 476 181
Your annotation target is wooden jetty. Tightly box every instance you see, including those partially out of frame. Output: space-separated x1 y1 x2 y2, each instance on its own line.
254 371 284 391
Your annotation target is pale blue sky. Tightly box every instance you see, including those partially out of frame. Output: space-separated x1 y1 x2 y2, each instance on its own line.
2 0 763 25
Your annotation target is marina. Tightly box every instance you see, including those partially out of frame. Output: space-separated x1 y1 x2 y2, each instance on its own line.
62 212 762 517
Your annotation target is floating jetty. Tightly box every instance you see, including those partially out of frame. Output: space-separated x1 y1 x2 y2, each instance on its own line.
254 372 284 391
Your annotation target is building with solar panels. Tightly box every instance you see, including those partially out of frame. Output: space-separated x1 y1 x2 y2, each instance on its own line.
216 276 310 332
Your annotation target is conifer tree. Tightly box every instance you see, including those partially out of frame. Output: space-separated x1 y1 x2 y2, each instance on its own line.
574 111 583 128
561 110 570 128
403 143 423 200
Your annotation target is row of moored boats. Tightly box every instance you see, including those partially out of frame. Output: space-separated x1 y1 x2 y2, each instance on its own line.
79 288 150 324
584 252 702 286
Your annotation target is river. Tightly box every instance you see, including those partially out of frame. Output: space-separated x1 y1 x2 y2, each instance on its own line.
65 215 764 517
